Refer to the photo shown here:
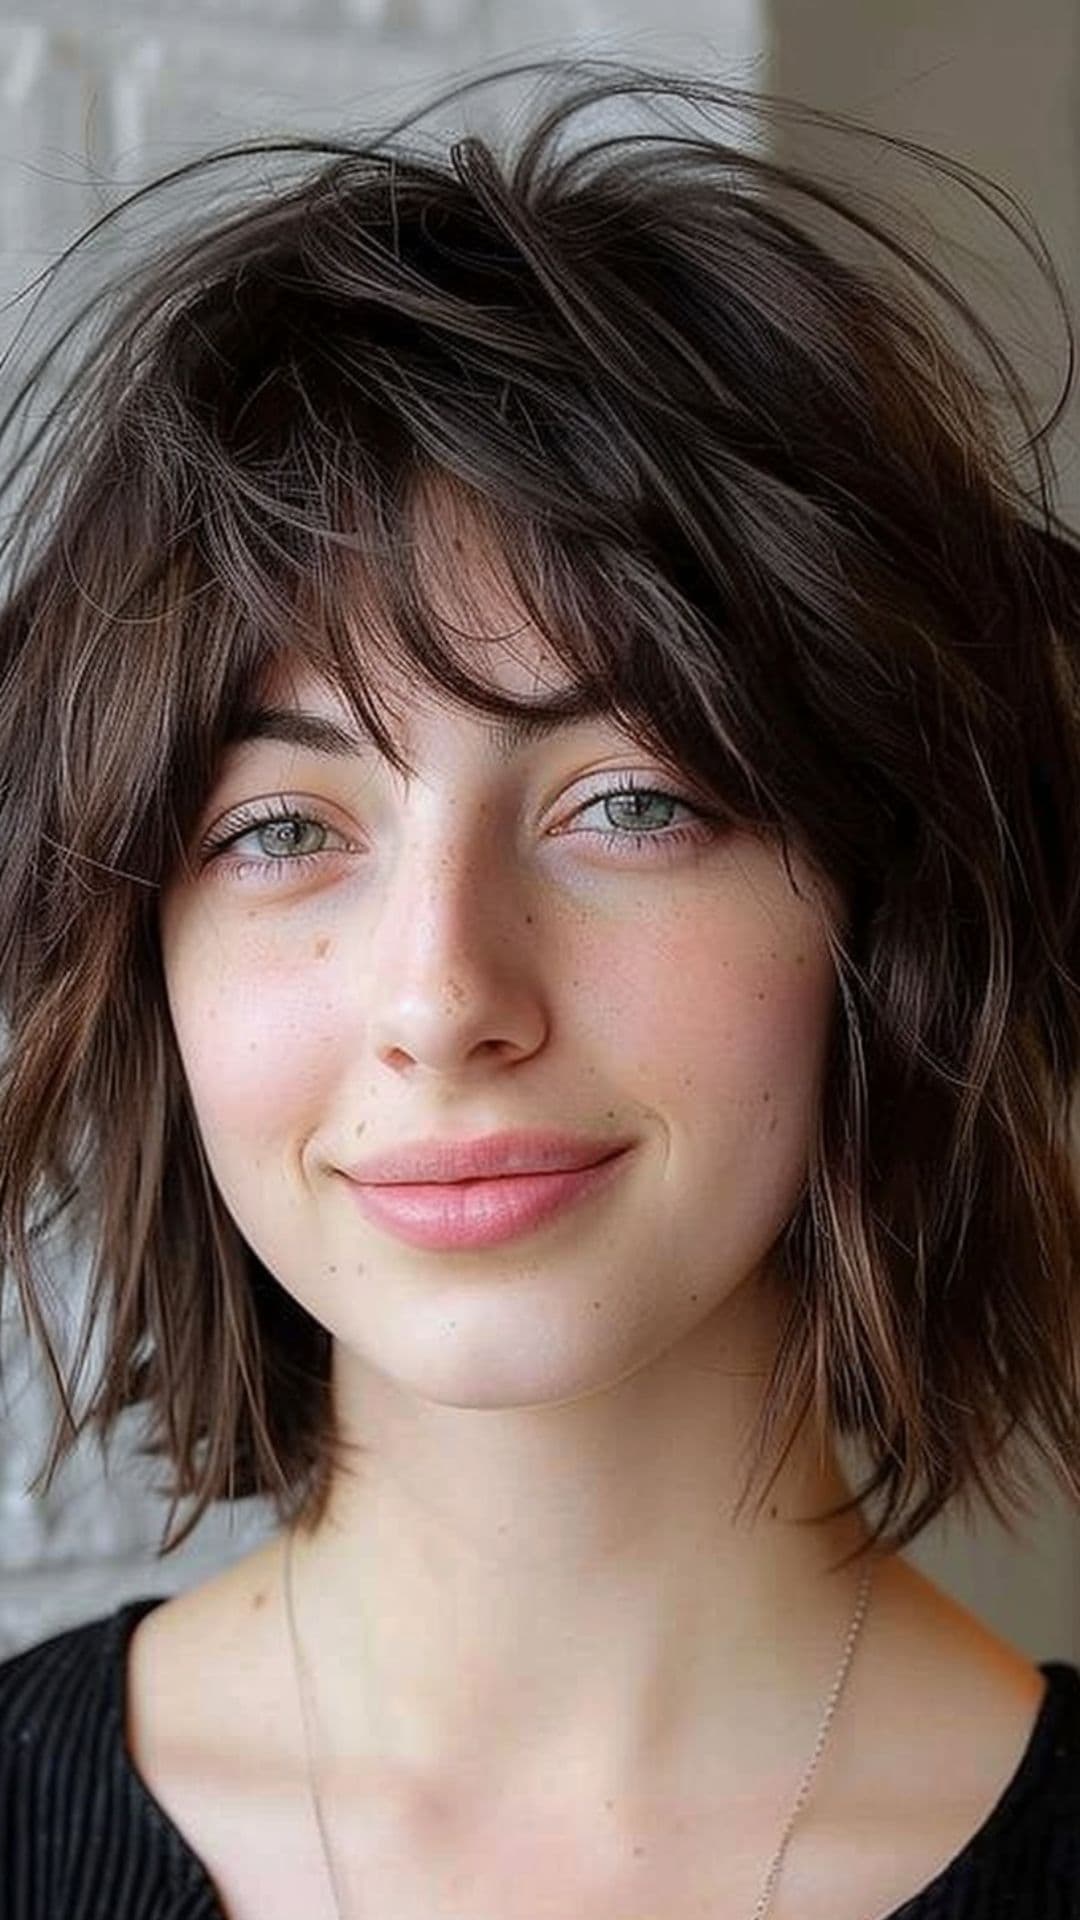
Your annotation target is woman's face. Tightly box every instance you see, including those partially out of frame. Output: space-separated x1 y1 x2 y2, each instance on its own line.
158 581 843 1412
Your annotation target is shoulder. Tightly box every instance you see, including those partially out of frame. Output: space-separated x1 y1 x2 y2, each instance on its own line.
817 1560 1080 1917
125 1536 290 1769
0 1599 172 1917
895 1658 1080 1914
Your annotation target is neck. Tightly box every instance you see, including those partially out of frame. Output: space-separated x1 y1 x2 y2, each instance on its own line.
284 1270 878 1815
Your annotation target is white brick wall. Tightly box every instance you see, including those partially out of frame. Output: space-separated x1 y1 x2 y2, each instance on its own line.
0 0 763 1655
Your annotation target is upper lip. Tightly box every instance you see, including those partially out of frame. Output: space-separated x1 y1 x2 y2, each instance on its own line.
342 1130 631 1185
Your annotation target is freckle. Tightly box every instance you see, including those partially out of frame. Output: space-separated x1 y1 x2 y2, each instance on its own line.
769 1505 779 1519
795 951 806 965
690 1293 699 1302
251 1588 267 1611
314 937 330 958
328 1265 338 1275
592 1300 602 1310
763 1089 771 1101
355 1122 366 1136
755 990 765 1000
633 1845 645 1858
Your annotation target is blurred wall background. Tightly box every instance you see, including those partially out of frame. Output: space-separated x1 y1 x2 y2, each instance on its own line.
766 0 1080 1667
0 0 1076 1661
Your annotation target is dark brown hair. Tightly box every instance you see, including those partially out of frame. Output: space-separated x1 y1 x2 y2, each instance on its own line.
1 56 1077 1558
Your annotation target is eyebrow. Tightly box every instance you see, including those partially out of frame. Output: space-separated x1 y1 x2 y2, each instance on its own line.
222 699 614 762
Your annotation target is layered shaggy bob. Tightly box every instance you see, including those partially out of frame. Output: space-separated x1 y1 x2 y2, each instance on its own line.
0 58 1077 1557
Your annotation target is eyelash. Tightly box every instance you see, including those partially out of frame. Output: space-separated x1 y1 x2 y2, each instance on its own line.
200 774 722 883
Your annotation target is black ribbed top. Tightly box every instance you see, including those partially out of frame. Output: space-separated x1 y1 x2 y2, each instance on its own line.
1 1596 1078 1917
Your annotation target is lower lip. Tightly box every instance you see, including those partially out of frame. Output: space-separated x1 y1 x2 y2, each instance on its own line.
342 1150 632 1251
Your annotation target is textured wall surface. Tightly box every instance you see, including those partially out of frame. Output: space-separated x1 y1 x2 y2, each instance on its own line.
769 0 1080 1666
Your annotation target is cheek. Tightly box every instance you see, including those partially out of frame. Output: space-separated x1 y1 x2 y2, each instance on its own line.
568 888 836 1125
569 875 839 1270
621 921 837 1295
161 917 343 1157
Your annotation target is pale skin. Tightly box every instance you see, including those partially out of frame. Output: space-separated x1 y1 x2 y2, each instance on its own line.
139 498 1047 1920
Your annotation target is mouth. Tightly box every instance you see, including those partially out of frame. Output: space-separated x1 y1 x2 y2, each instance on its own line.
340 1146 633 1252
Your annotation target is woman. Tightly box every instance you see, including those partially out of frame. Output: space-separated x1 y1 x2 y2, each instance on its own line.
0 55 1077 1920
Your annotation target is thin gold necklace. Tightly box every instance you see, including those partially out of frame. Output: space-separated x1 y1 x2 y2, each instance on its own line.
282 1525 873 1919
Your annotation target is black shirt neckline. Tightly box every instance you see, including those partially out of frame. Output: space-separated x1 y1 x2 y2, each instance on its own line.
107 1594 1078 1920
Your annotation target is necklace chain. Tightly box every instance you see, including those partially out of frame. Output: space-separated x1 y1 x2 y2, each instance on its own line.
283 1526 873 1920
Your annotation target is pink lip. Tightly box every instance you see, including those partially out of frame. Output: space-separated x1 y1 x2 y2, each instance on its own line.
341 1149 632 1251
342 1130 631 1185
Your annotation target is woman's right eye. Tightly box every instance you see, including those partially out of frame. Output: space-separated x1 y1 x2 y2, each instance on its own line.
200 800 353 875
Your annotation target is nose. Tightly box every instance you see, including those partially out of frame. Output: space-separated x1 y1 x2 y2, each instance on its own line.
364 815 548 1077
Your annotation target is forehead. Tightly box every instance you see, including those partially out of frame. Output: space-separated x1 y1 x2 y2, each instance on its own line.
266 474 582 727
246 640 597 786
261 629 573 728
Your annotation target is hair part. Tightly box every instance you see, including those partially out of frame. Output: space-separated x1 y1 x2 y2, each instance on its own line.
0 55 1078 1559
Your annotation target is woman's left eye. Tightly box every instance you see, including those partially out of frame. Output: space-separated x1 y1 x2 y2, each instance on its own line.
567 782 712 851
201 778 719 880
